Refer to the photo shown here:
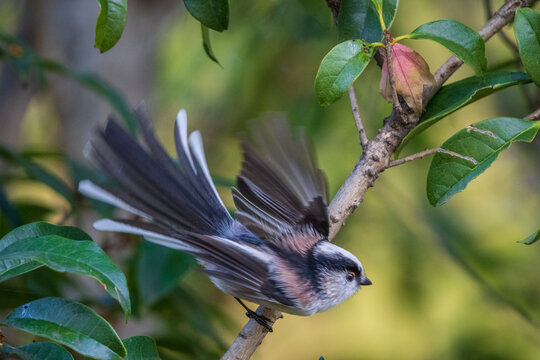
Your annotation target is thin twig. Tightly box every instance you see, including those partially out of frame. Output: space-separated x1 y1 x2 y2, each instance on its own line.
383 30 404 119
387 148 440 168
347 86 369 148
525 107 540 120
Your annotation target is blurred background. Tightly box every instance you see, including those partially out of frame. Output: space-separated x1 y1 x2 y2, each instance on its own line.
1 0 540 359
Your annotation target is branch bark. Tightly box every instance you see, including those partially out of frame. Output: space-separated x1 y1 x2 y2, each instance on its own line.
221 1 535 358
525 107 540 121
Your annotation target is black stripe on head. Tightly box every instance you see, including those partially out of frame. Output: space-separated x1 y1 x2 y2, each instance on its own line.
309 240 362 279
314 254 361 275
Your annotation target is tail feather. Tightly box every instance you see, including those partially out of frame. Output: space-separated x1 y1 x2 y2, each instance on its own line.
173 111 229 217
94 219 195 252
79 180 150 219
188 130 228 211
81 107 232 236
87 131 199 230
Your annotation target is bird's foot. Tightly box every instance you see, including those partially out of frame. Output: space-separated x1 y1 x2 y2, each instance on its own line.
234 297 273 332
245 309 273 332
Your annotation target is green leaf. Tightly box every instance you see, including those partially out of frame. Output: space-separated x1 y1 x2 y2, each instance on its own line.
1 342 74 360
201 24 221 66
370 0 383 12
397 72 532 155
184 0 229 32
95 0 128 53
0 222 91 282
136 240 195 306
2 297 126 360
123 336 161 360
518 228 540 245
427 118 540 206
0 146 74 206
514 8 540 86
338 0 399 42
0 226 131 320
315 40 375 106
406 19 487 75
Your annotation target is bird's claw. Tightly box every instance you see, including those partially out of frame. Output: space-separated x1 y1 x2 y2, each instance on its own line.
245 310 273 332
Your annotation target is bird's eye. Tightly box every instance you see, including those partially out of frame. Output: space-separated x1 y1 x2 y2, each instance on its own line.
346 271 355 282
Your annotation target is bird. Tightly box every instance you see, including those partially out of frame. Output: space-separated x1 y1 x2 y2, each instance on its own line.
78 105 371 331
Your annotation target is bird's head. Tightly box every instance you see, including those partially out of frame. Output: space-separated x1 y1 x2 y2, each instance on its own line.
309 240 371 312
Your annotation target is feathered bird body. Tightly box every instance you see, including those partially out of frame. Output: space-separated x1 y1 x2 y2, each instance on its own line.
79 107 370 317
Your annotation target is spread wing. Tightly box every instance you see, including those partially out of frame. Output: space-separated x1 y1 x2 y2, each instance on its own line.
232 117 329 251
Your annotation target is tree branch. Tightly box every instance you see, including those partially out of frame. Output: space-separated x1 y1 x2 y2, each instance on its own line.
348 86 369 148
221 307 283 360
525 107 540 121
221 1 535 359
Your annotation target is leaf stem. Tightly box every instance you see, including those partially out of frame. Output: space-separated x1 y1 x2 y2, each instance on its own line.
347 86 370 148
387 147 480 169
379 11 386 31
371 42 385 48
392 34 410 44
387 148 440 168
377 7 386 31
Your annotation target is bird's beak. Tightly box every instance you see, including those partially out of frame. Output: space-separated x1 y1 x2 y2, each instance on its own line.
360 276 372 286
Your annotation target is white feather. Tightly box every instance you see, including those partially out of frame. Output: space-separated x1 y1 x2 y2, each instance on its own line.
188 131 230 217
176 109 196 173
213 235 273 264
93 219 194 252
78 180 150 219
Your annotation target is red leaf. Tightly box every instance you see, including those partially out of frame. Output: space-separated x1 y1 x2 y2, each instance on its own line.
379 43 436 114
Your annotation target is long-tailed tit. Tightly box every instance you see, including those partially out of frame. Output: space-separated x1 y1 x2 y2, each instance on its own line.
79 106 371 331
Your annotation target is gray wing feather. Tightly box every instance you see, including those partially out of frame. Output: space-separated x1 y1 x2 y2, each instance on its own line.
233 117 329 241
